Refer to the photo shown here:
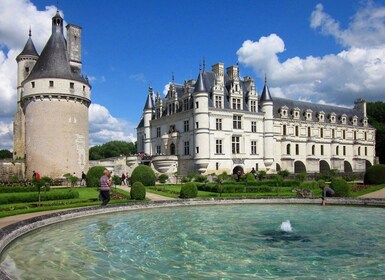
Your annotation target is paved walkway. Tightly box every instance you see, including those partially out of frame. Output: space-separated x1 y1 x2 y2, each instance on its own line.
0 185 174 229
359 187 385 198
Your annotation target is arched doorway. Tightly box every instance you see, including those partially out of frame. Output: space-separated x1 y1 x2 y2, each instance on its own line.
232 166 244 175
344 161 353 173
294 161 306 173
365 160 372 170
319 160 330 173
170 143 176 155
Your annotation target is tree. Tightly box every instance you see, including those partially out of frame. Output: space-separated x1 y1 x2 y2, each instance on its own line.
89 141 137 160
367 102 385 164
0 149 12 159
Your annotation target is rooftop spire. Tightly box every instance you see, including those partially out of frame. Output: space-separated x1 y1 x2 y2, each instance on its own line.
194 69 207 93
260 74 273 102
16 28 39 61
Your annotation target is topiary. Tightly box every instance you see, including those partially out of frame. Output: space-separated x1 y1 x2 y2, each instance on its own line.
86 166 105 188
130 165 156 186
130 181 146 200
180 182 198 198
364 164 385 185
158 174 169 184
330 178 351 197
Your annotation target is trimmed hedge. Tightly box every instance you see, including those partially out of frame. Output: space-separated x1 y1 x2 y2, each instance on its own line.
130 182 146 200
180 182 198 198
0 186 51 193
364 164 385 185
0 189 79 204
87 166 106 188
130 165 156 186
330 178 351 197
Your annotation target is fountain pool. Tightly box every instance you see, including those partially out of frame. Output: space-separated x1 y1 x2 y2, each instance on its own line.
1 204 385 279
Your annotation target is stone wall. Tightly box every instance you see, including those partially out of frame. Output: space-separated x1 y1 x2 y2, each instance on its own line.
0 160 25 180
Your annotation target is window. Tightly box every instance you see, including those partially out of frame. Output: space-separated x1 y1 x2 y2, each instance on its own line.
184 141 190 155
320 128 324 138
343 130 346 139
358 147 361 156
321 145 324 155
343 146 346 156
354 131 357 140
312 145 315 155
365 132 368 141
183 98 189 111
308 127 311 137
233 115 242 129
215 96 222 108
184 120 189 132
169 125 176 133
70 82 74 89
83 85 86 92
336 146 339 155
156 127 161 137
250 100 256 112
49 80 54 87
25 67 30 73
216 162 219 170
156 145 161 154
232 98 241 110
332 129 335 138
216 118 222 130
286 144 291 155
296 144 299 155
156 108 161 119
295 126 299 137
232 136 240 154
365 147 368 156
195 122 199 129
216 139 223 154
283 125 287 136
251 121 257 133
251 141 257 154
31 82 35 88
195 101 199 108
196 147 199 154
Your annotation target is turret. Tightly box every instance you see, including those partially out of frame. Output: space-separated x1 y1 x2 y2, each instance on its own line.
354 98 367 118
260 76 274 171
193 70 210 174
143 86 154 154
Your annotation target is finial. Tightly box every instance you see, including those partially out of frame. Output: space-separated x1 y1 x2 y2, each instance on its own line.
172 72 174 83
203 57 206 71
28 26 31 37
199 63 202 72
264 73 267 85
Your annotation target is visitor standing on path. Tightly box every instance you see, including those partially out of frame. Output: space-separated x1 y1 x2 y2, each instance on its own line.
99 169 111 206
81 171 87 186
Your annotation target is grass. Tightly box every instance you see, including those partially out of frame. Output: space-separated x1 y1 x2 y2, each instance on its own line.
0 187 132 218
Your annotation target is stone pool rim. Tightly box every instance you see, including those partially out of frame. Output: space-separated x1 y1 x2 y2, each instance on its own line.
1 197 385 280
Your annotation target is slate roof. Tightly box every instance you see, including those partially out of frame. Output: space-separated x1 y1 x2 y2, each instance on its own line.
16 32 39 61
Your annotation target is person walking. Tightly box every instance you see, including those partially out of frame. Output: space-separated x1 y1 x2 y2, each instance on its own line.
81 171 87 186
99 169 111 206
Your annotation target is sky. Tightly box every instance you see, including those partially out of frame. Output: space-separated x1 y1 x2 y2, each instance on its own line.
1 0 385 151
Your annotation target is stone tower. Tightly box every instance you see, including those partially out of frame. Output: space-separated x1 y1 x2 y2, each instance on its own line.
260 77 274 171
14 11 91 178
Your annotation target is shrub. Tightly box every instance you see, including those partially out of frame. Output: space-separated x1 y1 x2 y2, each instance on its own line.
86 166 105 188
112 175 121 185
130 165 156 186
130 182 146 200
0 186 50 193
257 170 267 180
295 173 307 182
278 169 290 178
299 181 319 190
0 189 79 204
158 174 169 184
364 164 385 185
180 182 198 198
245 172 256 183
330 178 351 197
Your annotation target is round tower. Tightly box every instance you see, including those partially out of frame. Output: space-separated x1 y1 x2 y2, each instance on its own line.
14 29 39 160
260 77 274 171
142 86 154 154
193 70 210 174
20 11 91 179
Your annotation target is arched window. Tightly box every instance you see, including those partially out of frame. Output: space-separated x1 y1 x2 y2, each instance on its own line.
170 143 176 155
286 144 291 155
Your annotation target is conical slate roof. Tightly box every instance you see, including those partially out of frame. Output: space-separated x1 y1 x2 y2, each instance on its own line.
16 32 39 61
194 71 207 93
143 92 154 110
260 77 273 102
23 12 87 84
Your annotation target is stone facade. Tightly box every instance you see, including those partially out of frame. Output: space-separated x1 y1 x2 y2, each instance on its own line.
137 63 376 176
12 11 91 179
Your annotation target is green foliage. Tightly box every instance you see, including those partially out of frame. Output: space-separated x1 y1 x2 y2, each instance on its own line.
295 172 307 182
111 175 121 185
182 173 207 183
89 141 137 160
180 182 198 198
245 172 256 183
330 178 351 197
0 189 79 204
0 149 12 159
278 169 290 178
86 166 106 187
158 174 169 184
130 165 156 186
0 186 51 193
130 182 146 200
257 170 267 180
299 181 319 190
367 101 385 164
364 164 385 185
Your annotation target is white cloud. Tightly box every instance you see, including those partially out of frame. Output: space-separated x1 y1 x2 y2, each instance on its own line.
129 73 146 83
0 120 13 151
163 82 171 96
237 2 385 105
89 104 137 146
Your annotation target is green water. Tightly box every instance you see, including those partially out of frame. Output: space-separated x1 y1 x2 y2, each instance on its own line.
1 204 385 279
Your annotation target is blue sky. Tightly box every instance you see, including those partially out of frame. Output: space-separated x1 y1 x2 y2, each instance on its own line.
1 0 385 150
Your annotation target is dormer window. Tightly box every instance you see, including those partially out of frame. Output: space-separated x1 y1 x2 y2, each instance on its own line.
329 113 336 124
352 116 358 126
317 111 325 122
362 117 368 127
304 109 313 121
280 106 289 118
292 107 300 120
340 114 347 124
